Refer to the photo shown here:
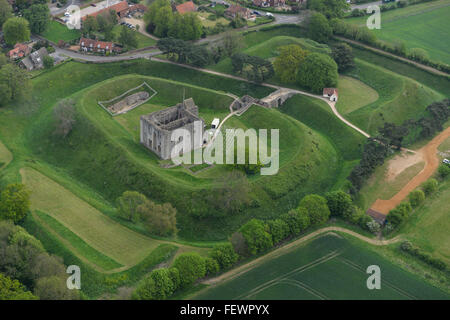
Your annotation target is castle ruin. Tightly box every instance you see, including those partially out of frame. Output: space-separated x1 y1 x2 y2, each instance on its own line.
140 98 204 160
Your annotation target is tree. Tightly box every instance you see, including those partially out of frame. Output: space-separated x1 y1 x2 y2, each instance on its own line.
53 99 76 138
438 164 450 179
210 243 239 270
34 276 79 300
307 0 350 19
378 122 409 150
325 190 352 217
266 219 289 244
230 231 248 257
332 43 355 72
298 194 330 226
118 26 138 49
0 184 30 223
297 52 338 93
0 0 12 28
214 170 250 214
23 4 49 34
43 55 54 69
273 44 308 83
239 219 273 256
421 179 438 196
308 12 332 43
133 268 176 300
0 273 37 300
0 63 31 101
172 252 206 288
116 191 147 222
280 208 310 236
139 201 178 236
82 15 98 34
2 17 31 46
0 84 12 107
408 190 425 208
221 31 244 57
204 257 219 276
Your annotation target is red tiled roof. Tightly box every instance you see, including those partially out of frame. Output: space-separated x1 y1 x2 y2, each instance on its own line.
82 1 129 20
323 88 338 96
79 38 113 50
7 43 30 57
130 4 148 12
175 1 196 14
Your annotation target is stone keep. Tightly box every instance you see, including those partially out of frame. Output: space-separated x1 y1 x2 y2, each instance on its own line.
140 98 204 160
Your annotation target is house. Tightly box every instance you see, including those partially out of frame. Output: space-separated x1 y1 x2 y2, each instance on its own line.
252 0 285 7
173 1 196 14
79 38 114 54
323 88 338 101
225 4 252 19
129 4 148 15
7 43 31 60
20 48 49 71
82 1 130 21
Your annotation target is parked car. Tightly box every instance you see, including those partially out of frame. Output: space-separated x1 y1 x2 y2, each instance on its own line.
443 159 450 165
64 12 70 17
90 3 96 7
265 12 273 17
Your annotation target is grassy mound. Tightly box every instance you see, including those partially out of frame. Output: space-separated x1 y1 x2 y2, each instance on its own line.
345 59 444 135
336 76 379 115
22 67 342 240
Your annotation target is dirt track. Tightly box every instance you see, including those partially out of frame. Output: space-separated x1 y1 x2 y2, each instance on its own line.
371 126 450 214
202 227 401 286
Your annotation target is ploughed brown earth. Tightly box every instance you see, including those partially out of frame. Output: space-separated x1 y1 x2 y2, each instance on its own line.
370 126 450 215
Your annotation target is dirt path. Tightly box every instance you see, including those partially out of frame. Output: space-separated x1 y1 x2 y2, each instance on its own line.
202 227 401 285
335 37 450 77
371 126 450 214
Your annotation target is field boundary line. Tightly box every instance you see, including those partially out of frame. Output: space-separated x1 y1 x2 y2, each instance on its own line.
337 256 418 300
234 250 340 300
202 227 402 286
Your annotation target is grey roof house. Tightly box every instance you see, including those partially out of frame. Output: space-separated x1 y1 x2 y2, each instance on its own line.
20 48 49 71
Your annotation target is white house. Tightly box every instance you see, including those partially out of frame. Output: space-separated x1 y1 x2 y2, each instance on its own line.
211 118 220 129
323 88 338 102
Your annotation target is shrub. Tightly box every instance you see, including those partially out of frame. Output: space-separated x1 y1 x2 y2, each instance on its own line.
297 194 330 226
204 257 220 276
421 178 438 196
210 243 239 270
437 164 450 179
172 253 206 288
239 219 273 256
280 208 310 236
325 190 353 217
266 219 290 244
408 189 425 208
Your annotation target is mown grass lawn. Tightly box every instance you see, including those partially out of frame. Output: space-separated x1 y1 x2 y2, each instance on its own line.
41 20 81 43
0 139 12 170
112 25 156 49
346 0 450 65
336 76 379 115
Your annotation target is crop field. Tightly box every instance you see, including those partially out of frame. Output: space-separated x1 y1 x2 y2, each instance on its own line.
347 0 450 65
194 233 449 300
41 20 82 43
344 59 444 135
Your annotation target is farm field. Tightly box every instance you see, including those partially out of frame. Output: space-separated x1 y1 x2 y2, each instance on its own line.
194 233 449 299
41 20 82 43
346 0 450 65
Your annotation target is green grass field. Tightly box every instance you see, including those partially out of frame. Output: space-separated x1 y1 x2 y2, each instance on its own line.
336 76 379 115
344 59 444 135
0 139 12 170
194 233 449 299
347 0 450 65
41 20 82 43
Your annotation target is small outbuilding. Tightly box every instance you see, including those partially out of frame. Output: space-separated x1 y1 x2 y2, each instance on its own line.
211 118 220 129
323 88 338 102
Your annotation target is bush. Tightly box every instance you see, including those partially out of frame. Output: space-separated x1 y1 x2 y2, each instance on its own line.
408 189 425 208
280 208 310 236
204 257 220 276
266 219 290 244
172 253 206 288
239 219 273 256
297 194 330 226
437 164 450 179
325 190 353 217
386 202 412 227
210 243 239 270
421 178 438 196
